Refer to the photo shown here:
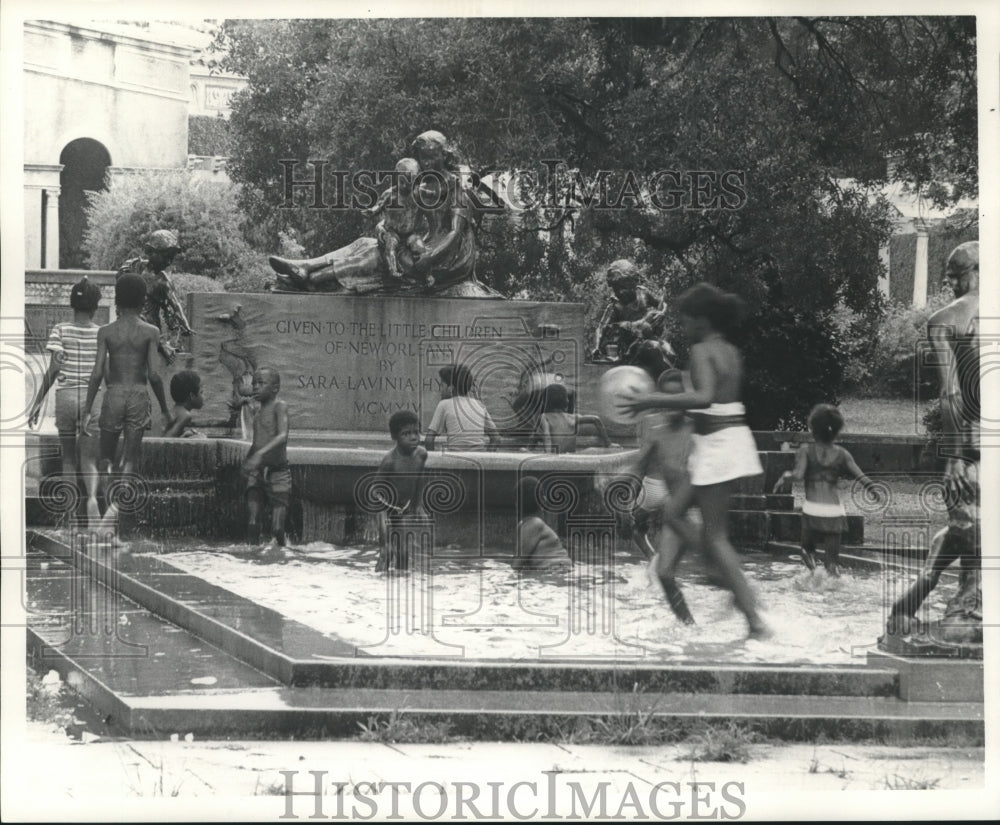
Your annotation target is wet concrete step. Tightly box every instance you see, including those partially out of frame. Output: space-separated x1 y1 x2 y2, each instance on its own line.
24 640 985 743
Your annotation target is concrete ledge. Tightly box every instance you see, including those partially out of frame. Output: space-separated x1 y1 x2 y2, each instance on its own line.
867 651 984 702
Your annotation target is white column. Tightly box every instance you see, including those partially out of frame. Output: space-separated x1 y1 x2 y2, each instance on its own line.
44 189 60 270
913 233 929 308
24 188 42 268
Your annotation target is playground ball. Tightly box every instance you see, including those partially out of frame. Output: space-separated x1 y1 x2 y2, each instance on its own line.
599 366 655 425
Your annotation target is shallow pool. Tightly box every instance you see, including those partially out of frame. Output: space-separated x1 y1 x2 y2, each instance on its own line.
149 540 953 666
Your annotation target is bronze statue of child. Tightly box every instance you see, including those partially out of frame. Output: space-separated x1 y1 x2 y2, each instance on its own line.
366 158 432 286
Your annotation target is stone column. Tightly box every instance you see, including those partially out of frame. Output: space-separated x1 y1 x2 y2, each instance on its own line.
912 232 929 307
43 189 60 270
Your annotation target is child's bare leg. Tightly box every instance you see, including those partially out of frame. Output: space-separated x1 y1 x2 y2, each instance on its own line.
821 531 842 577
654 525 696 624
78 432 101 524
118 426 144 479
653 481 697 624
270 505 287 548
695 481 770 637
800 526 818 572
246 488 263 545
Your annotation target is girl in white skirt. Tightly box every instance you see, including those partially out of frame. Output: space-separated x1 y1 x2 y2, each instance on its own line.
621 282 771 639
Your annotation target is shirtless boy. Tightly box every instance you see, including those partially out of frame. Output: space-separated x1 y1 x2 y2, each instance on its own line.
83 274 170 494
244 367 291 551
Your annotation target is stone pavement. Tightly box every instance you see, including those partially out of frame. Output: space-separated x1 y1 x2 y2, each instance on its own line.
3 721 993 822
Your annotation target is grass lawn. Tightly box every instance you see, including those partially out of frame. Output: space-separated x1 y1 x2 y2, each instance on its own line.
837 396 931 436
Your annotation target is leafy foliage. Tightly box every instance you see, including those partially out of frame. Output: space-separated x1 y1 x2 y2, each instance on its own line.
215 17 976 426
188 115 232 156
82 170 271 291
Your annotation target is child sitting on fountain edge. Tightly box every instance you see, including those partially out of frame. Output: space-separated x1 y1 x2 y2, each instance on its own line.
374 410 429 572
243 367 290 554
534 382 611 454
164 370 206 438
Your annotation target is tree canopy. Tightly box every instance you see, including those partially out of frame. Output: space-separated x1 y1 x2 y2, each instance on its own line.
216 17 977 427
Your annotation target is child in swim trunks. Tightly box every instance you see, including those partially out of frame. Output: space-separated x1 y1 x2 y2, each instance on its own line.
244 367 290 552
773 404 878 577
373 410 428 572
83 274 170 507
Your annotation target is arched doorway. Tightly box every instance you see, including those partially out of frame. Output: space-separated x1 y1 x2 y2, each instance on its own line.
59 138 111 269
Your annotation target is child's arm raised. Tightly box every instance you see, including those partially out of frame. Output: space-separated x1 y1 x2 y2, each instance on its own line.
81 328 107 436
773 444 808 493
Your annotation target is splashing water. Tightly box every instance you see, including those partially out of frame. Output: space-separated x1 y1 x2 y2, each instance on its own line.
153 540 955 665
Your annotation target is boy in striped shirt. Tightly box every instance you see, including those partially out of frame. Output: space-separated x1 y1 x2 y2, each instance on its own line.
29 277 104 523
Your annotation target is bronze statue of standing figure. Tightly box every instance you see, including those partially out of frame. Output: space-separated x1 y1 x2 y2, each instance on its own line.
881 241 981 657
269 131 500 298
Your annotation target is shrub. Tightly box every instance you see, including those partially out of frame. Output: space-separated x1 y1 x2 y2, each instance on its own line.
188 114 232 156
82 169 272 291
170 272 226 296
852 287 954 399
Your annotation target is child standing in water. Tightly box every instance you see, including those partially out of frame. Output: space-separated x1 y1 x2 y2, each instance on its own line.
28 277 104 524
773 404 878 577
244 367 290 552
621 282 771 639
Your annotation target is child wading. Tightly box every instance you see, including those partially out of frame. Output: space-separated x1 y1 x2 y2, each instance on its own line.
621 282 771 639
374 410 429 572
243 367 290 553
774 404 878 577
83 274 171 530
28 277 105 524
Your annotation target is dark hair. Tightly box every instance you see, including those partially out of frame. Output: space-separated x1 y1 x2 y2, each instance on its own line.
632 340 674 382
255 367 281 387
115 273 147 309
808 404 844 443
389 409 420 439
451 364 474 397
438 365 455 386
542 382 569 413
677 282 745 337
518 476 541 517
70 277 102 314
170 370 201 403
